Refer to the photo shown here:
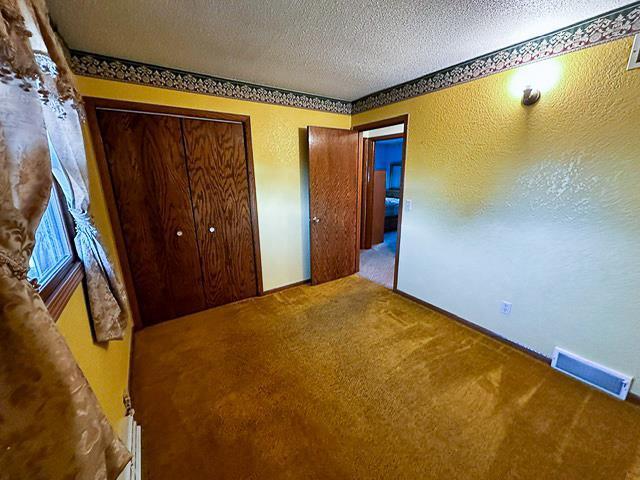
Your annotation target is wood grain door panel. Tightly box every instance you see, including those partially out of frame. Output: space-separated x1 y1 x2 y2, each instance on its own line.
372 170 386 245
181 119 258 307
97 110 205 325
308 126 360 285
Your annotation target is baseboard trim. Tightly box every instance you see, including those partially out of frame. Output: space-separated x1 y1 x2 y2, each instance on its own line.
395 289 640 404
395 289 552 364
263 279 310 296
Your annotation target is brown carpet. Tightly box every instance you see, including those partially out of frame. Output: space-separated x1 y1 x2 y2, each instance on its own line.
132 276 640 479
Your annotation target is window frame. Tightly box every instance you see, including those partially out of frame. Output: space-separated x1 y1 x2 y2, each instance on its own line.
34 180 84 320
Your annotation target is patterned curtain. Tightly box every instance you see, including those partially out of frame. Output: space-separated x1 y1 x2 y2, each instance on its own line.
0 0 130 478
33 0 128 342
46 114 129 341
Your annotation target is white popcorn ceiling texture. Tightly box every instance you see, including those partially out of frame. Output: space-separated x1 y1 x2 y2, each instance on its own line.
48 0 634 101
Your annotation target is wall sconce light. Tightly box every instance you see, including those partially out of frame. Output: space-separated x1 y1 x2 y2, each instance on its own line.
628 34 640 70
521 85 541 106
509 59 561 106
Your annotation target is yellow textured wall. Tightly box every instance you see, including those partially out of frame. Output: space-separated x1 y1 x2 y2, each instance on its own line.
56 286 132 426
353 37 640 394
74 76 351 291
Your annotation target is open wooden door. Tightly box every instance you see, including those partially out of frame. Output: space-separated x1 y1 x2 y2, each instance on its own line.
308 126 360 285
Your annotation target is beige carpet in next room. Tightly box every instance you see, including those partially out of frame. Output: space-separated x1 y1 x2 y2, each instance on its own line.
358 231 396 289
132 276 640 480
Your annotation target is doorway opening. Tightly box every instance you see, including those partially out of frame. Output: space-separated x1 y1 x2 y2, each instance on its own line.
354 117 408 290
305 116 407 289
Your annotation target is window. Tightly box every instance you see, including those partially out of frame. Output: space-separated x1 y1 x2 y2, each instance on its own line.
27 184 74 288
27 144 83 319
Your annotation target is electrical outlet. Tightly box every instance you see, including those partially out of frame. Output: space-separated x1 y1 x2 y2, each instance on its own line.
501 301 512 315
405 198 413 211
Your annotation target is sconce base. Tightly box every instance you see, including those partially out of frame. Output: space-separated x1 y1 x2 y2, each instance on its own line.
522 87 541 106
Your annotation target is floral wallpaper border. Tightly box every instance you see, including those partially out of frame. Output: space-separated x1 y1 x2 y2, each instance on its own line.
70 51 353 114
69 2 640 115
352 2 640 113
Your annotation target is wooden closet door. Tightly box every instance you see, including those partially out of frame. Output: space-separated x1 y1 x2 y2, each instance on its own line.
97 110 205 325
181 119 258 307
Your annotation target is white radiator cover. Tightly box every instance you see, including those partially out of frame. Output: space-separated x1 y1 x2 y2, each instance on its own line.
117 415 142 480
551 347 633 400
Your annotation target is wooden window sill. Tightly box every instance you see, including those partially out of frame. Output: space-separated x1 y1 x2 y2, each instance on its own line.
42 260 84 321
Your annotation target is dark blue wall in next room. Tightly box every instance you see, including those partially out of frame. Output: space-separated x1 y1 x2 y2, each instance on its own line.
374 138 403 189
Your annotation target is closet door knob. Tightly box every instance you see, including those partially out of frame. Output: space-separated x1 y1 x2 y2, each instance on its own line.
311 216 320 224
209 226 216 233
176 229 183 237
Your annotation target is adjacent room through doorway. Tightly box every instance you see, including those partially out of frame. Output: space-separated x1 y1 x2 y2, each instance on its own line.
357 122 406 289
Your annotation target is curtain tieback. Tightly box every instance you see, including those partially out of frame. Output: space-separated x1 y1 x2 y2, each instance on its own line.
69 208 98 238
0 249 28 280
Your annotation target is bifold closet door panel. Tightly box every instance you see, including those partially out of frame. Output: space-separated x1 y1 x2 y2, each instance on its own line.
181 119 258 307
97 110 206 325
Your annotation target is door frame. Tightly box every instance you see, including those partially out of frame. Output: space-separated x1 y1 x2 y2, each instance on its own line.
360 136 375 250
352 114 409 292
360 132 405 250
85 98 264 329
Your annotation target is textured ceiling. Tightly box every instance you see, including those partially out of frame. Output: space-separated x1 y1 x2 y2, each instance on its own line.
48 0 634 101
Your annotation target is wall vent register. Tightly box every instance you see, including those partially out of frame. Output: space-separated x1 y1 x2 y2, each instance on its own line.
551 347 633 400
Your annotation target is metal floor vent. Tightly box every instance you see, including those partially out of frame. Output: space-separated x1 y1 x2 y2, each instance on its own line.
551 347 633 400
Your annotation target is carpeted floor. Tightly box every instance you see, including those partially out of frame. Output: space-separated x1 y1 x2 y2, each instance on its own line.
358 231 396 289
132 276 640 480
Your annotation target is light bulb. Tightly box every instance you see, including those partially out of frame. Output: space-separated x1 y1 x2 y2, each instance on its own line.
509 58 562 105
